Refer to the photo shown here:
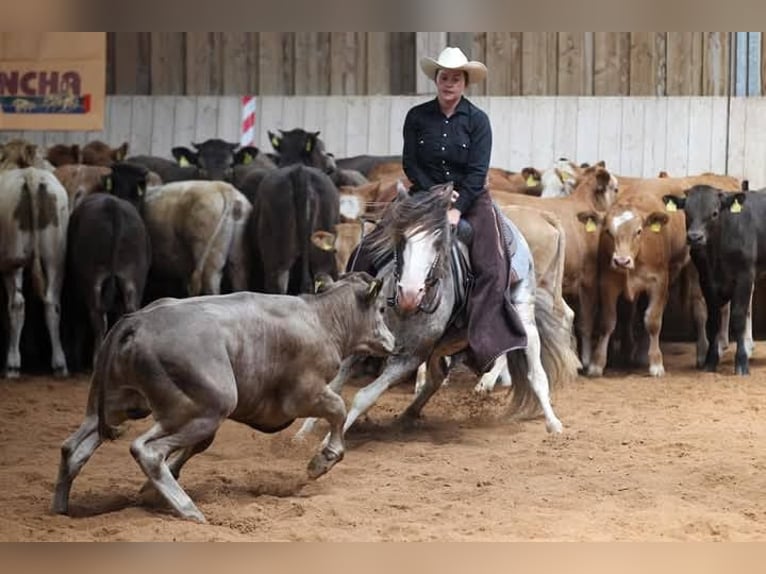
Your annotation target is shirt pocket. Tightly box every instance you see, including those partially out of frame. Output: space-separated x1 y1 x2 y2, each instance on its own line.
454 139 471 165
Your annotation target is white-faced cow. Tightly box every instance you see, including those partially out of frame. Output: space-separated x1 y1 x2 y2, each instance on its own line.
0 167 69 377
663 186 766 375
52 272 394 523
64 163 151 369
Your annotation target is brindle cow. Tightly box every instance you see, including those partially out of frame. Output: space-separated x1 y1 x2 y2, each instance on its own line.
0 167 69 377
52 272 394 523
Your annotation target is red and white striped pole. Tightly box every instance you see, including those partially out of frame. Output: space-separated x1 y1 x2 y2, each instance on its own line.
240 95 256 146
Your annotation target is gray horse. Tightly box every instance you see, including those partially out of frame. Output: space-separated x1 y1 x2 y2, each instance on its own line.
296 183 580 442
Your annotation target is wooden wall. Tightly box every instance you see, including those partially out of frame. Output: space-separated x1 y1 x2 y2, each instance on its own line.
7 95 766 188
106 32 752 96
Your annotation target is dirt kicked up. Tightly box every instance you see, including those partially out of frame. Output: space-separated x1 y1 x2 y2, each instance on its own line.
1 341 765 541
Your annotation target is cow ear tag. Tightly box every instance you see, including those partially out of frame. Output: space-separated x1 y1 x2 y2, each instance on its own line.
525 175 537 187
665 199 677 213
243 152 253 165
104 177 112 192
650 222 662 233
178 156 190 167
585 218 597 233
731 199 743 213
305 140 313 152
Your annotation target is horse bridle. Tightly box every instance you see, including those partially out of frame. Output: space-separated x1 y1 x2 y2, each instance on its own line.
387 239 443 315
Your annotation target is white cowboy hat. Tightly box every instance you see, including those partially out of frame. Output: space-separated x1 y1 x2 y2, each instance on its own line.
419 47 487 84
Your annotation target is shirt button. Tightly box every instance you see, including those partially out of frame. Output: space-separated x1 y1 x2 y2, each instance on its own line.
446 171 450 176
444 120 449 124
443 133 447 137
441 146 445 151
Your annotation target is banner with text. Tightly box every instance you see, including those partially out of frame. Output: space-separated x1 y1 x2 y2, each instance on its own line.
0 32 106 131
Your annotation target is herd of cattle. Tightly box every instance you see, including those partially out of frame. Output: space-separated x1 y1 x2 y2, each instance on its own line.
0 129 761 386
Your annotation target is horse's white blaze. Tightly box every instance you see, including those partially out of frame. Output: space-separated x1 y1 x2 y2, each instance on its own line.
399 229 439 295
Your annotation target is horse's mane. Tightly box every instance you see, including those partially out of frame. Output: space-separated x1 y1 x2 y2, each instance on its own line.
368 183 453 261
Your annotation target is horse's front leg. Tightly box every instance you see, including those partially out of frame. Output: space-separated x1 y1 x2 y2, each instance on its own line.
404 351 452 419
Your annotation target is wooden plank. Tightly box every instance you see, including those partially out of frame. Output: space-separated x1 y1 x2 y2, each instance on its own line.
112 33 139 95
222 33 255 95
727 97 746 180
346 98 369 156
257 97 284 151
282 97 305 131
530 98 556 169
366 97 391 155
619 97 645 177
630 33 667 96
557 33 585 96
665 98 691 174
258 33 292 95
217 97 242 144
508 98 533 169
150 33 185 95
389 33 416 95
748 32 762 96
488 98 512 169
294 33 331 95
575 98 600 166
709 97 729 175
702 32 730 96
185 32 219 95
596 98 623 173
594 32 630 95
469 32 487 96
105 96 133 150
388 96 416 155
172 97 197 151
366 33 390 95
485 33 522 96
687 98 714 175
521 33 558 95
150 96 176 157
128 96 153 156
323 97 348 157
330 33 367 95
553 97 579 163
641 98 668 176
415 32 448 94
742 99 766 186
666 33 703 96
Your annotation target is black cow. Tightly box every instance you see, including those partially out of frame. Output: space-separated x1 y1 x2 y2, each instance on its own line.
127 139 270 184
64 162 151 370
663 185 766 375
268 129 335 173
250 164 339 294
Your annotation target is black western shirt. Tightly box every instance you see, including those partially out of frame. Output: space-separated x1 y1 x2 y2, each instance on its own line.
402 96 492 214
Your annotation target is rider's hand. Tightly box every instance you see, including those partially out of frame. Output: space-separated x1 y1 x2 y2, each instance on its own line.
447 208 461 226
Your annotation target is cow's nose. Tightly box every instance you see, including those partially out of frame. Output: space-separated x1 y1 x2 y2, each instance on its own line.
687 230 705 245
612 255 633 268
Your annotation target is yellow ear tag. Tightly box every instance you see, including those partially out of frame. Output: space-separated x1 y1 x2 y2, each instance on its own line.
270 137 280 149
243 152 253 165
650 222 662 233
525 175 537 187
731 199 742 213
665 200 677 213
305 140 313 152
585 218 597 233
178 156 190 167
104 177 112 191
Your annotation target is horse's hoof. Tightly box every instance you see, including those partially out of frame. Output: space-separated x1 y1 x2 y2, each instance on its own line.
546 419 564 434
53 366 69 378
4 367 20 379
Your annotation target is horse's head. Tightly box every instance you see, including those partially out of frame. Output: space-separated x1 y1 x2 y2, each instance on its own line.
370 183 454 315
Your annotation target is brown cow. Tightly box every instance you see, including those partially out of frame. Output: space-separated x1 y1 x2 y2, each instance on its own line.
581 193 689 377
489 164 619 369
81 140 129 166
47 144 82 167
53 164 111 212
52 272 394 523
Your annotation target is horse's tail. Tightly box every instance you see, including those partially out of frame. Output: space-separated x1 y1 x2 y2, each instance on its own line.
534 286 581 388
